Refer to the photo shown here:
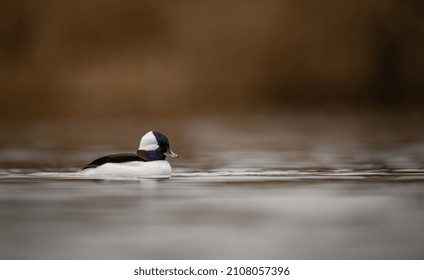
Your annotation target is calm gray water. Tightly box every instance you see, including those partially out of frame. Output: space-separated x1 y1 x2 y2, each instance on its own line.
1 111 424 259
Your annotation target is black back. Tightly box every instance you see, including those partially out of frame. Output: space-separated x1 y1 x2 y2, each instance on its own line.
81 153 145 170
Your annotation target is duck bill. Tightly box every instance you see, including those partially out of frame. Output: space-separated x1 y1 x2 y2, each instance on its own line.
164 149 179 158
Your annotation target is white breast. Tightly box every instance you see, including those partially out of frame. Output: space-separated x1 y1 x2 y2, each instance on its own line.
79 160 172 179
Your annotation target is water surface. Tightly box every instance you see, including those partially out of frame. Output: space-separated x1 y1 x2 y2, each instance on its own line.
1 111 424 259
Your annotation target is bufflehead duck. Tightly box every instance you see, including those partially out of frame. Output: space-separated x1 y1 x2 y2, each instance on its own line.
80 131 178 178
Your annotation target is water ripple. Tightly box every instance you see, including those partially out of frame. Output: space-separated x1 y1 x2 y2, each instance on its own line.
1 168 424 183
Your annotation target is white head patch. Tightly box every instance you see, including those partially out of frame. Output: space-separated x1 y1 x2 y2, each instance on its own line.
138 131 159 151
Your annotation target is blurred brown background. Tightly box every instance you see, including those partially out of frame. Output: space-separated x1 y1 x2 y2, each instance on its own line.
1 0 423 120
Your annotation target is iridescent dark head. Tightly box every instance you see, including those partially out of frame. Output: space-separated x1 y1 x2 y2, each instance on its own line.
136 131 179 161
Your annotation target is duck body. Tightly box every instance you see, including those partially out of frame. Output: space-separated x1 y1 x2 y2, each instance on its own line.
80 159 172 178
79 131 178 179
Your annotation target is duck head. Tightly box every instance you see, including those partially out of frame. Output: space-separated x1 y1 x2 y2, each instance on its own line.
137 131 179 161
